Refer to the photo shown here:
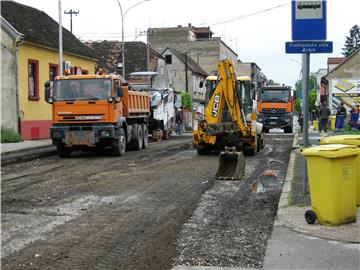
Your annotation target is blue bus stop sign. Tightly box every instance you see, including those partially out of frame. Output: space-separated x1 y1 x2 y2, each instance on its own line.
292 0 327 41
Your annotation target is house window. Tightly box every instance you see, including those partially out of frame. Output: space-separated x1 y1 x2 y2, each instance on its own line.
165 55 172 64
28 59 39 100
49 64 58 81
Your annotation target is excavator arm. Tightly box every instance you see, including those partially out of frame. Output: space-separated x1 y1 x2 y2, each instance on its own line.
204 60 248 135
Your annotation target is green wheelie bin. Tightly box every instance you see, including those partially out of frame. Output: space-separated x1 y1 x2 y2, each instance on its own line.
301 144 358 225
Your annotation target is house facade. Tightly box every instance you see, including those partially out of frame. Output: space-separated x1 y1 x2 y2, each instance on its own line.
149 24 238 76
1 1 97 140
323 49 360 112
1 16 23 132
236 62 265 88
162 47 208 113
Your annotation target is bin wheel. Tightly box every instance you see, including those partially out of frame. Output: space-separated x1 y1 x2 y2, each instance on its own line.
305 210 316 224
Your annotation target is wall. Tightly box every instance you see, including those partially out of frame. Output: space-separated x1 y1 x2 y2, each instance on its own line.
1 27 18 132
149 27 237 76
326 52 360 112
163 48 206 107
18 43 96 139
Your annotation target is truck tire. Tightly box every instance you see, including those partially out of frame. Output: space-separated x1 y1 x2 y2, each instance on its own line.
111 128 126 156
284 126 293 133
197 145 211 155
257 135 261 152
57 143 71 158
133 125 143 151
141 123 148 149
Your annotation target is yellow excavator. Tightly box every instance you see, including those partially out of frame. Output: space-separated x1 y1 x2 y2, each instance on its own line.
193 59 264 180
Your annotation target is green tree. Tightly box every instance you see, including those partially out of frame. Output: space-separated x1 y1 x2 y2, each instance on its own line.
342 24 360 57
181 91 192 110
294 74 317 113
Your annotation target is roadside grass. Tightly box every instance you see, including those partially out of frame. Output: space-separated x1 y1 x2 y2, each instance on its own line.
1 127 21 143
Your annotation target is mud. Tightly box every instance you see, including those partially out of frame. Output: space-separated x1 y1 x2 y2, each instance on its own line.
1 134 293 269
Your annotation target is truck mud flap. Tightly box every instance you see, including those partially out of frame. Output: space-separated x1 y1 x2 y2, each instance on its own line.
215 146 245 180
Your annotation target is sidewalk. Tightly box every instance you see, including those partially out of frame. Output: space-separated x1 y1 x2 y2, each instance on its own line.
263 128 360 269
1 139 55 166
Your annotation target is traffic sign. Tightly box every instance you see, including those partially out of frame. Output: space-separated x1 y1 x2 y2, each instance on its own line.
286 41 333 54
292 0 327 41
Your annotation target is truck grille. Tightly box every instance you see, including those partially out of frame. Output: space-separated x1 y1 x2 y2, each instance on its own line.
262 108 286 117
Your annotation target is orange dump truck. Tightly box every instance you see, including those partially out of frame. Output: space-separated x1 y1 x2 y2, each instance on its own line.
44 74 150 157
256 85 295 133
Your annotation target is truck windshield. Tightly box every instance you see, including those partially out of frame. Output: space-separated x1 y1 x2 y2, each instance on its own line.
260 89 289 103
53 78 112 101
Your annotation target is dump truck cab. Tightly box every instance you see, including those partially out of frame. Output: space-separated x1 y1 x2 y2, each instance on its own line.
257 85 295 133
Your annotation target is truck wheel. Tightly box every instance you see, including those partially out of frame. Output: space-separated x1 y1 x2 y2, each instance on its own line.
133 125 143 151
112 128 126 156
257 135 261 152
57 143 71 158
197 145 211 155
141 124 148 149
284 126 293 133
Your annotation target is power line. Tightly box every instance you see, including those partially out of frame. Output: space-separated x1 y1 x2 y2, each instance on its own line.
200 2 290 27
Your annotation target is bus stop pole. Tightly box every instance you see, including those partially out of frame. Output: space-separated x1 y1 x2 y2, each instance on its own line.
302 53 310 195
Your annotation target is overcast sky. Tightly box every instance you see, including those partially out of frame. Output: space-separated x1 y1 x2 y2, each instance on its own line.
11 0 360 86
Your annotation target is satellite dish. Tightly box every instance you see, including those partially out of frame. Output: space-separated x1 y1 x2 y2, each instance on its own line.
175 101 181 108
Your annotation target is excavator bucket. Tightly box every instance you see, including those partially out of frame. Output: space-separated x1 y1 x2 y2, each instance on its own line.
215 146 245 180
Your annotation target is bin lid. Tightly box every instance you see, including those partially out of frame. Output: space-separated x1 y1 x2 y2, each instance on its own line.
319 135 360 146
301 144 359 158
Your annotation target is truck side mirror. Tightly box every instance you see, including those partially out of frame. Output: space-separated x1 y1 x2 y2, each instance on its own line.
44 80 53 103
199 81 204 88
118 82 127 97
293 91 296 99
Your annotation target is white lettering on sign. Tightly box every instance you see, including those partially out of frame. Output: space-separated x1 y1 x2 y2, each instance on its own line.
296 0 322 19
211 94 220 117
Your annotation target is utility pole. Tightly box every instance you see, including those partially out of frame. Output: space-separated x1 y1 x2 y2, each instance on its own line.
184 52 188 93
146 29 153 71
58 0 63 75
64 9 79 33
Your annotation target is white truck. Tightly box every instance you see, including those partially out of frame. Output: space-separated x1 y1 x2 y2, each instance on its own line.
129 72 175 140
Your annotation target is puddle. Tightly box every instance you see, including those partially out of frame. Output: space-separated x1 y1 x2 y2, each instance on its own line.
251 170 282 193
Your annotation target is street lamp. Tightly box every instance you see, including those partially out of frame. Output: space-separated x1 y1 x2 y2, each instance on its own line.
117 0 150 79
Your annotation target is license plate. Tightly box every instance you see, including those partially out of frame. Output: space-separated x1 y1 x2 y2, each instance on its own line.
270 117 278 119
270 122 277 125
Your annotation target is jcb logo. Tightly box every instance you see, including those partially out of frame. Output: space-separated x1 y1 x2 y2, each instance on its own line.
211 94 220 117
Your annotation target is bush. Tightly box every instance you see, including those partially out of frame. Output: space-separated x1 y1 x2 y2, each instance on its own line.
1 127 21 143
180 91 192 110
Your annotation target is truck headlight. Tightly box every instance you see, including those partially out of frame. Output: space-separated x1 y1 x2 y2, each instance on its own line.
53 131 62 138
101 130 110 137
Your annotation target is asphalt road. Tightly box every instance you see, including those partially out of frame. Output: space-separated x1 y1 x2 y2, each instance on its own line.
1 134 293 270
